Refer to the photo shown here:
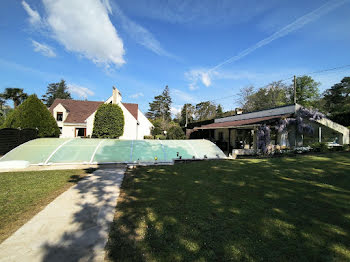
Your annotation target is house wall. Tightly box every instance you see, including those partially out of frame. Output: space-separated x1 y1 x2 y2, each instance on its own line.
136 109 153 139
119 103 138 140
61 123 86 138
86 112 96 137
52 104 68 130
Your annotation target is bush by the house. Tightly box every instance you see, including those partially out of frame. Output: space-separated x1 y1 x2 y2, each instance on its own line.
166 125 186 140
155 134 166 140
92 104 124 138
3 95 60 137
311 142 329 152
144 135 154 139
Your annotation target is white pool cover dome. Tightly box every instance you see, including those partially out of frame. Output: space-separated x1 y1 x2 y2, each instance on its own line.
0 138 226 165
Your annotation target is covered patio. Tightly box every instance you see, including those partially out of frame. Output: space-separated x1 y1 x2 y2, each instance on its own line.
191 104 349 156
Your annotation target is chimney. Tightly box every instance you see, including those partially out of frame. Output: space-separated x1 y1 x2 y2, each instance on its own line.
112 86 122 104
235 108 243 115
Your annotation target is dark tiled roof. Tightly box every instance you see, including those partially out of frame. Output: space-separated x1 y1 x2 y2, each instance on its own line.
195 114 291 129
123 103 138 120
49 99 139 123
49 99 103 123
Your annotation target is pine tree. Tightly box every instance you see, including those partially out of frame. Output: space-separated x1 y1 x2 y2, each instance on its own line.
42 79 72 107
147 86 172 121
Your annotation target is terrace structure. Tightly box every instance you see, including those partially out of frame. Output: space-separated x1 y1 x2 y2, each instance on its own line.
192 104 349 155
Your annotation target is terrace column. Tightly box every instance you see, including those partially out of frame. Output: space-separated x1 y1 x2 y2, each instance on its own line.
253 127 257 152
319 127 322 143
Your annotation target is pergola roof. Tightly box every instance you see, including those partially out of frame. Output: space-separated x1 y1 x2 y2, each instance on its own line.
195 114 292 130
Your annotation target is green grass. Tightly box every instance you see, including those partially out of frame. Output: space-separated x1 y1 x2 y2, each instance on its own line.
106 152 350 262
0 169 91 243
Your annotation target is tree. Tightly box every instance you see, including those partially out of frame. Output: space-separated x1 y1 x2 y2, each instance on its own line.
238 81 289 112
146 86 172 121
42 79 72 107
216 104 224 118
3 95 60 137
323 77 350 115
92 104 124 138
180 103 195 126
0 97 5 111
289 75 320 107
0 88 28 108
167 125 186 139
237 86 255 112
195 101 217 121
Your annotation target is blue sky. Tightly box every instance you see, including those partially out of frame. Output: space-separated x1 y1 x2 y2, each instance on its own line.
1 0 350 115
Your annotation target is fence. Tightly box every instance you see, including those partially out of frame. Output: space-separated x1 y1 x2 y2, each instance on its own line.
0 128 38 155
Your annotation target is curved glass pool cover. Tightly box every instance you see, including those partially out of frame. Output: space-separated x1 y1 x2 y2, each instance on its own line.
0 138 226 165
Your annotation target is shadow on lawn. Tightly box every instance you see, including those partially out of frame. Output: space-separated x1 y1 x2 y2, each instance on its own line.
40 167 124 262
106 153 350 261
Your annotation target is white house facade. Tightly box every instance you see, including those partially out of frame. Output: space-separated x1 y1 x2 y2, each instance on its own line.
49 87 153 139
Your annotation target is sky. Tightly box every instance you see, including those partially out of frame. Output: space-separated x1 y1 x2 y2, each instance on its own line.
1 0 350 115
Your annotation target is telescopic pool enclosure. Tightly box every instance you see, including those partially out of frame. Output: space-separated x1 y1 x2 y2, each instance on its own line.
0 138 226 166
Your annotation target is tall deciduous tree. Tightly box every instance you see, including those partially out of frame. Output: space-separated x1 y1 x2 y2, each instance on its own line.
180 103 195 126
216 104 224 118
238 81 289 112
323 77 350 115
42 79 72 107
195 101 217 121
289 75 320 107
146 85 172 121
0 88 28 108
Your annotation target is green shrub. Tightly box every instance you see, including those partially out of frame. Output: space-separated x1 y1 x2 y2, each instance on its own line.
155 134 166 140
311 142 329 152
144 135 154 139
166 126 185 140
342 144 350 151
150 119 163 136
92 104 124 138
3 95 60 137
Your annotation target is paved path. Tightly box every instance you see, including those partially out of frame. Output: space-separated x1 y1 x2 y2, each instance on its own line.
0 167 125 262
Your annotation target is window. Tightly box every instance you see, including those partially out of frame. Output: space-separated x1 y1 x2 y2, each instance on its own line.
56 112 63 121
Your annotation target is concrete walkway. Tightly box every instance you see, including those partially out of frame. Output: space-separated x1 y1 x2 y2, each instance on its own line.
0 167 125 262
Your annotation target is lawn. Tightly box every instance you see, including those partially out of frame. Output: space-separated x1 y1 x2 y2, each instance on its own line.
0 169 92 243
106 152 350 262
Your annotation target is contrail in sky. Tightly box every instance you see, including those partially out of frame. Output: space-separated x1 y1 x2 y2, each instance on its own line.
206 0 349 74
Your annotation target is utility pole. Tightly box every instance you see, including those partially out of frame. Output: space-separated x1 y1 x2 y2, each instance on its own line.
293 75 297 104
185 104 188 128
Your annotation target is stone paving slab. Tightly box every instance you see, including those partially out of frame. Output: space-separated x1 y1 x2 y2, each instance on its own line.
0 167 125 262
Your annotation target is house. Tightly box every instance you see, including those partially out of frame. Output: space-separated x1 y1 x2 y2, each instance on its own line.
190 104 349 155
49 87 153 139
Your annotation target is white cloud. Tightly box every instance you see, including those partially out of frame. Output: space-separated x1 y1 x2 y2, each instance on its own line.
31 40 56 57
188 0 348 88
22 1 41 26
68 84 94 99
171 105 181 116
185 69 212 90
40 0 125 67
111 2 175 58
129 92 144 99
